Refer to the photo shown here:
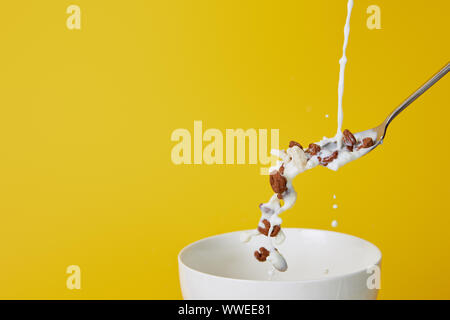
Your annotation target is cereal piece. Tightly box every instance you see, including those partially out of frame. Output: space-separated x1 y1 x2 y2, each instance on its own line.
286 146 308 174
254 247 270 262
343 129 357 151
269 170 287 199
306 143 321 155
357 137 374 150
278 164 285 175
257 219 281 237
271 225 281 237
289 141 303 150
320 151 339 166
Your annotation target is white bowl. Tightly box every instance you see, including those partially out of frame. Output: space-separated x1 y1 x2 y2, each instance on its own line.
178 228 382 300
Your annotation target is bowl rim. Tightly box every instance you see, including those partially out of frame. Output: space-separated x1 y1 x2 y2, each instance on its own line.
178 228 382 284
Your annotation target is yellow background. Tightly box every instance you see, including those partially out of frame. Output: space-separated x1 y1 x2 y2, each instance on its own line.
0 0 449 299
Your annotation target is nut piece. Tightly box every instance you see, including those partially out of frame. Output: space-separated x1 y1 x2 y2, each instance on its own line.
306 143 321 155
289 141 303 150
258 219 281 237
342 129 357 151
357 137 374 150
278 164 285 175
269 170 287 199
319 151 339 166
271 225 281 237
254 247 270 262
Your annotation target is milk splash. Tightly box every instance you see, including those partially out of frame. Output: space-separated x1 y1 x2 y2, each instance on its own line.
241 0 370 277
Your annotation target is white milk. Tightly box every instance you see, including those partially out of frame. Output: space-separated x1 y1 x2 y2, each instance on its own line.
242 0 376 276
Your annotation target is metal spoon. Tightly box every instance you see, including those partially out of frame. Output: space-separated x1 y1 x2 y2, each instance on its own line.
316 62 449 168
368 62 449 150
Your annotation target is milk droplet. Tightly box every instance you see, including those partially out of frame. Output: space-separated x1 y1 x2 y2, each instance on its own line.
325 114 329 118
333 204 338 209
331 220 338 228
333 194 336 199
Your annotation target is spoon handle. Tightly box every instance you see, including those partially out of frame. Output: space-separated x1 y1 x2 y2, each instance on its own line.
382 62 449 135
